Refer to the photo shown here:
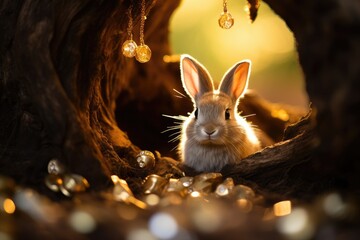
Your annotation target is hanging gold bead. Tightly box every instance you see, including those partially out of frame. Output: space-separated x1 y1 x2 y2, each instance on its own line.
218 12 234 29
122 39 137 58
135 44 152 63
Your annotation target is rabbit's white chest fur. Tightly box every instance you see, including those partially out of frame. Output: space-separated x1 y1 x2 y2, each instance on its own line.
183 144 234 172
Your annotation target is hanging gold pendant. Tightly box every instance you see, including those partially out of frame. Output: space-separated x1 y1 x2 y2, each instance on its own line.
135 0 152 63
218 12 234 29
135 44 151 63
218 0 234 29
122 39 137 58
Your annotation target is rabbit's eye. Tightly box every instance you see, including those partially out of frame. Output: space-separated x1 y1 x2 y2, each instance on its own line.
194 108 198 119
225 108 230 120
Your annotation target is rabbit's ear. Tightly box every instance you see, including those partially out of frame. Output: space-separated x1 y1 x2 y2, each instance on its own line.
219 60 251 101
180 54 214 101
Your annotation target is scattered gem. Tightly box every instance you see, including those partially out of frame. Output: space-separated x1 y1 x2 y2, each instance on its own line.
142 174 168 195
274 200 292 217
215 177 234 196
47 159 65 175
45 159 89 197
237 198 253 213
112 175 134 202
112 175 147 209
194 173 222 183
63 174 90 192
136 150 155 169
232 184 255 200
165 178 185 194
45 174 62 192
179 176 193 187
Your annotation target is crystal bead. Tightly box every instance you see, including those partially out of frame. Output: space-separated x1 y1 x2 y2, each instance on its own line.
135 44 151 63
63 174 90 192
111 175 147 209
179 176 194 187
194 172 222 183
165 178 187 196
45 174 62 192
47 159 65 175
215 178 234 196
59 184 72 197
136 150 155 169
142 174 168 195
218 12 234 29
122 40 137 58
190 181 213 193
232 184 255 200
111 175 134 201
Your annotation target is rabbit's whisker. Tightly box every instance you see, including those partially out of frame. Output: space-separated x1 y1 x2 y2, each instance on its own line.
241 113 256 119
173 88 188 98
162 114 187 121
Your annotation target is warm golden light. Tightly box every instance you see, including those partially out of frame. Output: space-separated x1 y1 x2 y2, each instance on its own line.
276 207 314 239
274 200 292 217
144 194 160 206
111 175 119 184
170 1 296 78
163 54 180 63
237 198 253 212
170 0 309 107
3 198 16 214
190 191 201 198
236 115 260 145
271 109 290 121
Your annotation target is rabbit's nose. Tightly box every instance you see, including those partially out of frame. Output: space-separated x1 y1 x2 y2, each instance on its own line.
205 130 215 135
202 126 218 136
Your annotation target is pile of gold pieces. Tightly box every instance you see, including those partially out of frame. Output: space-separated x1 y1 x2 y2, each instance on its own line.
111 172 260 211
45 159 90 197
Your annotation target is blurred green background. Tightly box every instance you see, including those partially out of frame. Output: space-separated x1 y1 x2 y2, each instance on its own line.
169 0 309 108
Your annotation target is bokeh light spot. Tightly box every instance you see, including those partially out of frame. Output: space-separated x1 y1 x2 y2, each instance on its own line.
149 212 179 239
69 210 96 234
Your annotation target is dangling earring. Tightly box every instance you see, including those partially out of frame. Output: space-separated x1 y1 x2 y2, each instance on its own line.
218 0 234 29
122 2 137 58
135 0 151 63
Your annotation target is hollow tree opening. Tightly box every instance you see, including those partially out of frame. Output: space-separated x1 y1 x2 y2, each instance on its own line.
0 0 360 239
0 0 359 238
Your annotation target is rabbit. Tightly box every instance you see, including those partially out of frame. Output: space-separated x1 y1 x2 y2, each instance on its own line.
178 54 263 172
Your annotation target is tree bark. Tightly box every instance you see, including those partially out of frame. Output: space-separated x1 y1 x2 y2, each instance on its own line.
262 0 360 193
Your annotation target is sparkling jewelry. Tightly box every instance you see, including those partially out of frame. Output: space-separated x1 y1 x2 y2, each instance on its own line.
45 159 90 197
122 2 137 58
135 0 152 63
47 158 65 175
111 175 147 209
218 0 234 29
136 150 155 169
